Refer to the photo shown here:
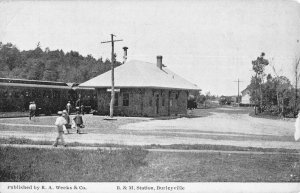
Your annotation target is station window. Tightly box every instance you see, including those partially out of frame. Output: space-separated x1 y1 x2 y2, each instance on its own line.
123 93 129 106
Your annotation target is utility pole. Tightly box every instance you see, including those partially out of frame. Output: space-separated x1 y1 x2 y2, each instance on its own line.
233 78 243 103
101 34 123 118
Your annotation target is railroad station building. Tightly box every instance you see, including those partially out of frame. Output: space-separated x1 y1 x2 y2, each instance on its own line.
80 56 200 117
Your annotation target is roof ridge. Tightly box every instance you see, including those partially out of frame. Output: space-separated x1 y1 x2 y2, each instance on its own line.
80 60 200 90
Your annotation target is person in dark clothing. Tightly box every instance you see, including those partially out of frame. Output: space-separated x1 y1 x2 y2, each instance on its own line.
73 111 84 134
62 110 71 134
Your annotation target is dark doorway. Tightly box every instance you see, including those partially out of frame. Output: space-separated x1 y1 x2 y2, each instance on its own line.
155 94 159 114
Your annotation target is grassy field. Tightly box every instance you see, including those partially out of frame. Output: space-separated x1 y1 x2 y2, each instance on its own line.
1 145 299 182
132 151 300 182
0 146 148 182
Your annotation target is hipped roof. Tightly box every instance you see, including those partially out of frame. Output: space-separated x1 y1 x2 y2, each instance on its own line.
79 60 200 91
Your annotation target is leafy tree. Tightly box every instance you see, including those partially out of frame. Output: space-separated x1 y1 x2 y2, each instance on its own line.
274 76 292 116
0 42 22 71
196 94 207 107
25 59 45 80
247 71 294 117
293 57 300 116
251 52 269 114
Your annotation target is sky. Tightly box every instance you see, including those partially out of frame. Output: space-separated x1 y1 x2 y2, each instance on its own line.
0 0 300 96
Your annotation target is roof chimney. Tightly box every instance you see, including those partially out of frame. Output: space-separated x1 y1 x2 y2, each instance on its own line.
123 47 128 64
157 55 163 70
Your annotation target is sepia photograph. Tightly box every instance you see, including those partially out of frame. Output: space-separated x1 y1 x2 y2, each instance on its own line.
0 0 300 192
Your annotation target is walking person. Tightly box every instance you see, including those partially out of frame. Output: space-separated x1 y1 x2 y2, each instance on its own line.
53 111 67 147
73 111 84 134
29 101 36 120
66 101 72 114
62 110 71 134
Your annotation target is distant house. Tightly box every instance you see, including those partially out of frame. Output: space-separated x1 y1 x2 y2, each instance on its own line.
240 88 251 106
80 56 200 117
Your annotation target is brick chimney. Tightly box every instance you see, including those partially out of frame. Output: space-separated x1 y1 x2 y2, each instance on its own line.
157 55 163 70
123 47 128 63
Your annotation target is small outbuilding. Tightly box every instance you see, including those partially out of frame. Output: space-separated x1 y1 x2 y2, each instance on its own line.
80 56 200 117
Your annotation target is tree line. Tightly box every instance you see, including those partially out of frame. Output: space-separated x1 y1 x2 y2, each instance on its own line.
0 42 122 83
246 53 300 118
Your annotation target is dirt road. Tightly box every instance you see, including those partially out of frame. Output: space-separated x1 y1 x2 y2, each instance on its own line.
0 107 299 149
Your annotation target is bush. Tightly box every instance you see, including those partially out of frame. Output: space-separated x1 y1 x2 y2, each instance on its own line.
268 105 280 116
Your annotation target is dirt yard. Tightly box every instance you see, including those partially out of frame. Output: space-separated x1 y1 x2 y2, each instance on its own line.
0 107 299 150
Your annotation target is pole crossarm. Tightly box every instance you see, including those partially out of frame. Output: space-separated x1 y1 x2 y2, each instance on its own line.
233 79 243 84
233 79 243 83
101 39 123 44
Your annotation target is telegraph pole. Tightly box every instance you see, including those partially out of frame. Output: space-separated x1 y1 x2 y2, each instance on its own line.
101 34 123 118
233 78 243 103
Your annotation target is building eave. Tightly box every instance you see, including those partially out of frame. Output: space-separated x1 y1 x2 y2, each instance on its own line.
79 85 201 91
